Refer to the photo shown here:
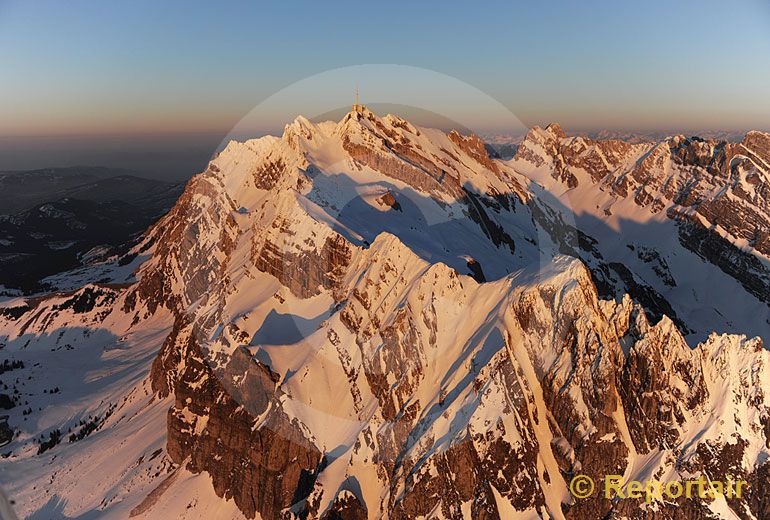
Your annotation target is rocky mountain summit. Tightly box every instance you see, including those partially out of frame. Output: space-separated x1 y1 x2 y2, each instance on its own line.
1 108 769 519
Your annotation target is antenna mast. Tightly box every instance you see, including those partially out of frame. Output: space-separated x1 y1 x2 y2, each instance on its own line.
353 84 364 114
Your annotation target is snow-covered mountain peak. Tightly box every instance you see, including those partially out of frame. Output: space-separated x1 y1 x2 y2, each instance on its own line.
544 122 567 139
282 114 320 147
742 129 770 147
3 112 770 519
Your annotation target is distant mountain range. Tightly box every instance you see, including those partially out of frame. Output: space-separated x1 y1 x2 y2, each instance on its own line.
0 166 174 215
0 167 182 292
481 128 753 148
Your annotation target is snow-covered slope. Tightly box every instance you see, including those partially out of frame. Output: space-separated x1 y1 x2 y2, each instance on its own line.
1 109 768 519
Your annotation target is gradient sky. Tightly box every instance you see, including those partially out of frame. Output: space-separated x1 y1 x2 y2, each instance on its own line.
1 0 770 174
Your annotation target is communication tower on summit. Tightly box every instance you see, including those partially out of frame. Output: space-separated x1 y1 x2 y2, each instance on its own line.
352 85 365 114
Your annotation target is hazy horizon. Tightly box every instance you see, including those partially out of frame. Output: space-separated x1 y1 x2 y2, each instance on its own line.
0 112 765 181
3 0 770 178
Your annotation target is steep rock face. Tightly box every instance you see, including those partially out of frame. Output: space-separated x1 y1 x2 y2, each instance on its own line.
122 170 240 318
619 314 707 453
321 490 368 520
672 211 770 307
252 217 352 300
447 130 502 176
339 110 463 197
161 333 322 520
